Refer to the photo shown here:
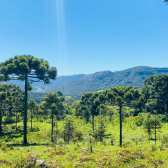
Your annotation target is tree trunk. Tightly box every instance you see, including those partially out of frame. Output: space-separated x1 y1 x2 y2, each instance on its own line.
68 129 70 144
0 109 2 135
92 114 94 131
9 108 12 123
16 111 17 131
36 109 39 122
18 115 20 122
31 109 32 131
155 123 156 145
63 119 65 142
56 120 57 145
119 104 122 147
90 136 92 153
167 77 168 114
23 73 28 144
51 107 54 143
140 105 142 113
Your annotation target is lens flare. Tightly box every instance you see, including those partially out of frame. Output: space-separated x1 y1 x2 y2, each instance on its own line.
55 0 68 73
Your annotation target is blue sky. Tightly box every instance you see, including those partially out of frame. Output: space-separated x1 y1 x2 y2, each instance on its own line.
0 0 168 76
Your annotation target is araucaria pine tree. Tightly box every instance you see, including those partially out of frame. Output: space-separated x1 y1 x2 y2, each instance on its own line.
0 55 57 144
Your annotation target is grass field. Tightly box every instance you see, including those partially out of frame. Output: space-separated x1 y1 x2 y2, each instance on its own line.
1 116 168 167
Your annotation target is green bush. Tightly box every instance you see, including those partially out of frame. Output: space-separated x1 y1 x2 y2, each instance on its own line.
162 131 168 144
1 143 8 151
74 129 83 141
57 138 65 145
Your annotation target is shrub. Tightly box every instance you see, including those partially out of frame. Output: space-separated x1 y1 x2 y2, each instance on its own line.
74 129 83 141
110 135 116 146
1 143 8 151
57 138 65 145
131 135 143 146
122 139 133 147
162 131 168 144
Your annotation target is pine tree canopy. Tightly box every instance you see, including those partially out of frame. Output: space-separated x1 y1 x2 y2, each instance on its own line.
0 55 57 84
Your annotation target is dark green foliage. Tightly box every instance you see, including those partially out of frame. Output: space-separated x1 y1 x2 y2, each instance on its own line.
143 114 153 141
79 92 100 130
0 84 24 135
143 75 168 114
143 114 162 144
151 115 162 144
0 55 57 82
78 105 90 122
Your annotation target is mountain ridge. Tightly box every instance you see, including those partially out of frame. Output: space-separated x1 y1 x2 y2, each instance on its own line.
45 66 168 100
1 66 168 101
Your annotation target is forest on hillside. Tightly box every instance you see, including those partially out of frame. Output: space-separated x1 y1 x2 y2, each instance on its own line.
1 56 168 167
27 66 168 102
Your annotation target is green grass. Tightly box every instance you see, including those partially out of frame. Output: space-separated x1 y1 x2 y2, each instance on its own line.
0 143 168 167
1 116 168 167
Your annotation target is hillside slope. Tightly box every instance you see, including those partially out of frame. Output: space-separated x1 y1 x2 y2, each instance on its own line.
0 74 87 92
46 66 168 100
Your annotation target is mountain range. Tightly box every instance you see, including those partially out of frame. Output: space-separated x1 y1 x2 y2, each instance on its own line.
1 66 168 102
45 66 168 100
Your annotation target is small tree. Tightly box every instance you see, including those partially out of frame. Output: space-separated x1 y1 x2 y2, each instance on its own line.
97 116 106 142
64 116 74 144
151 115 162 144
143 114 152 141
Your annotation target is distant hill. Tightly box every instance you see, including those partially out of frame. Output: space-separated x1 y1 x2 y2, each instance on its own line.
46 66 168 100
2 66 168 102
0 74 87 92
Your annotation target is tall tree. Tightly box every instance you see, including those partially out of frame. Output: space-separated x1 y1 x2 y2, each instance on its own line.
0 92 6 135
108 86 134 147
0 55 57 144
